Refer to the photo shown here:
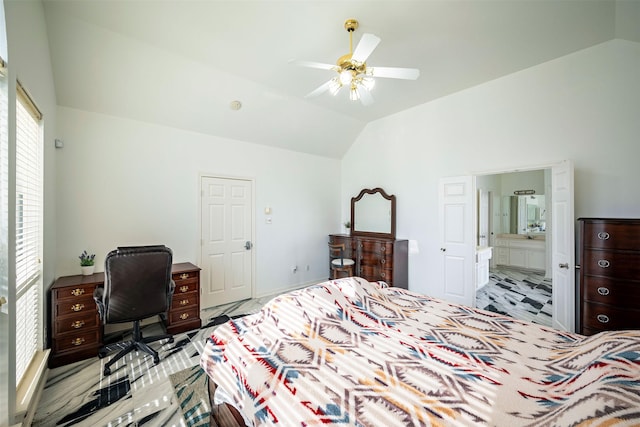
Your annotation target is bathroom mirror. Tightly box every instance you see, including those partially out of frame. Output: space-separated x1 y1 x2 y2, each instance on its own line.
351 188 396 238
501 195 546 234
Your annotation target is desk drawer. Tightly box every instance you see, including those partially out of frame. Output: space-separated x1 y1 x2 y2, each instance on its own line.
168 306 199 324
173 280 198 294
55 310 99 334
55 297 96 317
53 283 96 301
173 270 199 283
53 328 101 353
171 291 198 310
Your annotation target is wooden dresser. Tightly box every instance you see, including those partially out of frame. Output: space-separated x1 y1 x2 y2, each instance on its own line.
578 218 640 335
49 262 201 368
329 234 408 289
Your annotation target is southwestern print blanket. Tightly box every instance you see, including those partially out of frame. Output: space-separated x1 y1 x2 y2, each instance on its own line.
200 277 640 426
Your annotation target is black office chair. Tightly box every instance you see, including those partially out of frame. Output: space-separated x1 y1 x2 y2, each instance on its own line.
94 245 175 376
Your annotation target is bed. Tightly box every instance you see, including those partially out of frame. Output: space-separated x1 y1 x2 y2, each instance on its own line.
200 277 640 426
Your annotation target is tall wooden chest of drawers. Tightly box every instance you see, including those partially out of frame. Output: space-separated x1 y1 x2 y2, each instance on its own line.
49 262 201 368
578 218 640 335
328 234 408 289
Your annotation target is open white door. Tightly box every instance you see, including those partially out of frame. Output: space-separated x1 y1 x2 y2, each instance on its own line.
551 160 575 332
438 176 475 306
478 189 489 247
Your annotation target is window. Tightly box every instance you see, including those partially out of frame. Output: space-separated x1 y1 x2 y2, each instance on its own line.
15 82 42 387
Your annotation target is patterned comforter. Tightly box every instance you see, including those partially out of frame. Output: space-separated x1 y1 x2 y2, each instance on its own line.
200 277 640 426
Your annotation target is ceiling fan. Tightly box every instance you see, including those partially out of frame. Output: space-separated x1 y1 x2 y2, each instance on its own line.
290 18 420 106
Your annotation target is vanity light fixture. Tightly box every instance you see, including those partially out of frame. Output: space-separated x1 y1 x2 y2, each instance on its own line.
514 190 535 195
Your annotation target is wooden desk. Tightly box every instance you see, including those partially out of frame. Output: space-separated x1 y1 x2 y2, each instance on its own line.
48 262 201 368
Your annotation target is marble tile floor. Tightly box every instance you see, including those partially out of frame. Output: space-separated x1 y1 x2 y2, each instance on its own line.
32 294 277 427
476 267 553 327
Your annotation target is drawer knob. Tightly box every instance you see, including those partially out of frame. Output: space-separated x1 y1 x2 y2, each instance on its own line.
380 272 386 278
380 259 386 265
71 337 85 346
597 232 610 240
596 314 610 324
71 320 85 329
597 259 610 268
381 246 385 252
597 287 610 296
71 288 85 297
179 299 189 306
71 303 85 312
180 285 189 293
179 313 190 320
180 273 189 280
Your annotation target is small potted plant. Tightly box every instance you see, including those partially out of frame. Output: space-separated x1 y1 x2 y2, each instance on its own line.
79 250 96 275
344 221 351 234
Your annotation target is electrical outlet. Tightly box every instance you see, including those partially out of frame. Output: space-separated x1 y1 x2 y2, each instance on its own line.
306 265 310 271
291 266 298 273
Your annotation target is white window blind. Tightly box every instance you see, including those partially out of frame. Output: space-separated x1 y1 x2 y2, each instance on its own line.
15 82 43 387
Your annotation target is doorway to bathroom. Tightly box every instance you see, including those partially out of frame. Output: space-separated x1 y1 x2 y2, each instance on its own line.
476 168 554 327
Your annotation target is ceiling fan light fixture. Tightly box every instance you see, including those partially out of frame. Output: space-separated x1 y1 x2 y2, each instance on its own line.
293 18 419 105
349 86 360 101
360 77 375 91
328 78 342 95
339 69 354 85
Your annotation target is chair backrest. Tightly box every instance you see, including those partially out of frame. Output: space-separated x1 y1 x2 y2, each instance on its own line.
328 243 347 267
102 245 173 323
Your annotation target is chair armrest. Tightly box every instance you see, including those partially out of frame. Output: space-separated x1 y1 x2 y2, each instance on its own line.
93 286 105 319
167 279 175 308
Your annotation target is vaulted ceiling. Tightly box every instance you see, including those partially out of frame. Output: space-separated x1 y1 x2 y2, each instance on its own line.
42 0 640 158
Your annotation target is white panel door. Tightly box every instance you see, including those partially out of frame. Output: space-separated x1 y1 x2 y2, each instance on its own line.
551 160 575 332
438 176 475 306
201 177 253 308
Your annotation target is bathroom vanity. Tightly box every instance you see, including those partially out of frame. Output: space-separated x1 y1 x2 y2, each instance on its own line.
493 234 546 271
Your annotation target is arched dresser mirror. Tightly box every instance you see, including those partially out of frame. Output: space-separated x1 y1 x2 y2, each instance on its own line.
350 188 396 239
329 188 407 289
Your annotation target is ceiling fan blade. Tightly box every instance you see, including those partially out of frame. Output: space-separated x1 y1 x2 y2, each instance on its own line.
305 80 334 98
289 59 337 71
369 66 420 80
358 86 374 106
351 33 381 63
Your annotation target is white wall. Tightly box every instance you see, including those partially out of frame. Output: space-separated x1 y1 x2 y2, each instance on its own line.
342 39 640 298
55 107 341 297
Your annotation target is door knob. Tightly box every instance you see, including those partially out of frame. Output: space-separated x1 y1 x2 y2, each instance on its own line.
245 241 253 250
0 296 6 307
